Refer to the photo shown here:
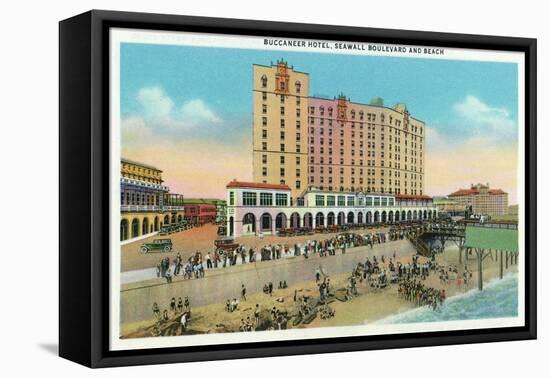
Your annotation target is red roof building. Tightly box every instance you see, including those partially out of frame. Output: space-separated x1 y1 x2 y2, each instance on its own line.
448 183 508 216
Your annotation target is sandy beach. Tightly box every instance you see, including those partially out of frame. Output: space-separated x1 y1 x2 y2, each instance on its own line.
121 242 518 338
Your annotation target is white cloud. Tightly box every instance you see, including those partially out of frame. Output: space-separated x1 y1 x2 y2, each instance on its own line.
136 87 174 119
180 99 222 125
452 95 516 140
127 87 222 134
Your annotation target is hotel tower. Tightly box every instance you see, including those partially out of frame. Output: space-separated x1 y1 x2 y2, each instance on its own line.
253 60 426 202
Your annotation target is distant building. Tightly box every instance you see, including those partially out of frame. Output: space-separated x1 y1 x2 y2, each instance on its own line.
448 183 508 217
120 158 185 241
182 199 217 226
433 196 465 216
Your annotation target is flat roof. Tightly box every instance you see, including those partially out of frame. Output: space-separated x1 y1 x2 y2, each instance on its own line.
121 157 162 172
226 181 291 191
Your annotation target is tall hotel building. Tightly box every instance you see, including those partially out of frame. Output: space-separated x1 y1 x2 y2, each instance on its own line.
252 60 309 200
253 60 426 202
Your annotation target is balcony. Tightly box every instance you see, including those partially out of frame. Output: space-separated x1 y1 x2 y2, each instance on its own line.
121 205 184 213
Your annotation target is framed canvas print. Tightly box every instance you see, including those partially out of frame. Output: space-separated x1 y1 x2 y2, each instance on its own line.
59 10 537 368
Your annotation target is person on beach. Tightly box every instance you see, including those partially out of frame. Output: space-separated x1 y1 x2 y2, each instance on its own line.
241 284 247 301
177 297 183 313
180 312 187 333
170 297 176 314
152 302 160 320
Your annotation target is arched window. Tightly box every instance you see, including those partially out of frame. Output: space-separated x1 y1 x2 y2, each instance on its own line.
261 75 267 88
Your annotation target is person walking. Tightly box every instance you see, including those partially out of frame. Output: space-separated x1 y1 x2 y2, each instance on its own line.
241 284 247 301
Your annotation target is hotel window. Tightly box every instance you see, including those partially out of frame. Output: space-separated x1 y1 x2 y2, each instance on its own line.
347 197 355 206
296 132 301 141
338 196 345 206
280 106 285 115
351 110 356 119
382 197 388 206
296 156 300 165
315 195 325 206
310 117 314 124
327 195 336 206
262 154 267 164
296 144 301 153
262 92 267 101
262 167 267 177
243 192 257 206
280 95 285 104
310 106 315 115
328 107 333 117
320 106 325 116
359 111 364 120
261 75 267 88
296 108 301 117
295 81 301 93
276 193 288 206
280 143 285 152
262 130 267 139
280 131 285 140
280 168 285 177
262 104 267 114
262 142 267 151
280 155 285 164
262 117 267 127
296 180 301 189
280 81 286 91
374 197 381 206
260 192 273 206
296 169 301 177
296 96 301 105
280 119 285 128
296 120 301 129
320 118 324 125
310 166 315 173
229 191 235 206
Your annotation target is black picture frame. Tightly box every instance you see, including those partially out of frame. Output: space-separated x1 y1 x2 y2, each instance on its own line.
59 9 537 368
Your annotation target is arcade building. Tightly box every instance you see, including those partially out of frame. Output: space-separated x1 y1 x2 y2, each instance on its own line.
225 180 436 237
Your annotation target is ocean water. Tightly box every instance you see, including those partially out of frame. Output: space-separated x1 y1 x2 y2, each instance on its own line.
378 273 519 324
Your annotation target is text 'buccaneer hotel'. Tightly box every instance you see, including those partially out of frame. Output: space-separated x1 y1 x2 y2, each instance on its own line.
226 60 436 237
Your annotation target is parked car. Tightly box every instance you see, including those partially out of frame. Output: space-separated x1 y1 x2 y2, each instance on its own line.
214 236 239 251
140 238 173 253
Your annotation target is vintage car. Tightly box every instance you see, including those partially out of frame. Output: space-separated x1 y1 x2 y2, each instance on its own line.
140 238 173 253
214 236 239 251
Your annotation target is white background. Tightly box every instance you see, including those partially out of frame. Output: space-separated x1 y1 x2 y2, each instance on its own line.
0 0 545 375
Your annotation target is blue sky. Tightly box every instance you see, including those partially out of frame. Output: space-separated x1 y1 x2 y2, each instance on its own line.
120 42 520 202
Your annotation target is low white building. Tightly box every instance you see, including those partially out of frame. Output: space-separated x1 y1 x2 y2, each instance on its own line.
225 181 437 237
